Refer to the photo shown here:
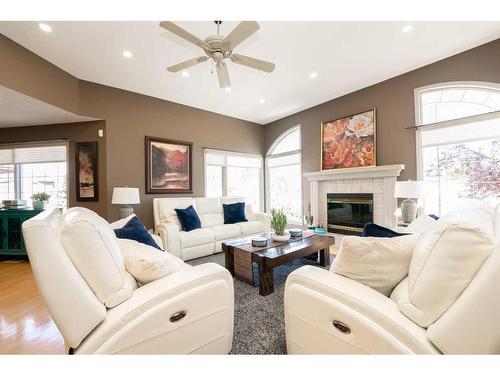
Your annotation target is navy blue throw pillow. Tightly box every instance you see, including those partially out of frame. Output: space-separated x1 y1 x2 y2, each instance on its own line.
114 216 162 250
174 205 201 232
362 222 409 238
223 202 248 224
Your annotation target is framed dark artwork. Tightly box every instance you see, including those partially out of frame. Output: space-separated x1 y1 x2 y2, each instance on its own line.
321 108 376 170
145 136 193 194
76 142 99 201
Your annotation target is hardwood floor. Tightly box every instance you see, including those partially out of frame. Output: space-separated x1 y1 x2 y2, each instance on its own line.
0 260 65 354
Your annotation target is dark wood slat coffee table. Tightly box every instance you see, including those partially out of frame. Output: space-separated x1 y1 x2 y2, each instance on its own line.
222 232 335 296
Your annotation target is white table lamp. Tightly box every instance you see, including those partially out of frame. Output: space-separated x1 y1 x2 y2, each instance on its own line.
394 180 425 223
112 187 140 219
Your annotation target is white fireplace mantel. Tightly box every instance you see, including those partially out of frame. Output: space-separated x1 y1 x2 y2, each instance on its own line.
304 164 405 230
304 164 405 181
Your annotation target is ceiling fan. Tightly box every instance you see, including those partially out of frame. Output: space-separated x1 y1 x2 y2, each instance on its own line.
159 21 275 89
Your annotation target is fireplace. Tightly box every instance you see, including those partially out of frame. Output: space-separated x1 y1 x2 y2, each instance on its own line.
327 193 373 235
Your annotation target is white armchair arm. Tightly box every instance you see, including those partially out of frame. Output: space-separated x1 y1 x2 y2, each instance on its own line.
75 263 234 354
254 212 271 233
155 222 181 258
284 266 439 354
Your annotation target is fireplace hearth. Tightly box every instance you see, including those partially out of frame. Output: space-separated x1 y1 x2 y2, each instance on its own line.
327 193 373 235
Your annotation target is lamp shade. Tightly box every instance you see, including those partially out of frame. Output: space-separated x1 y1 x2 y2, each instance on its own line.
394 180 425 199
112 187 140 205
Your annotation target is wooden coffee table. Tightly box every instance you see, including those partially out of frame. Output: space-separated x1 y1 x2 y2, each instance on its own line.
222 232 335 296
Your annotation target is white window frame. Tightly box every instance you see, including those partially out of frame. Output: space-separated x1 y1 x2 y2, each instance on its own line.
0 140 69 208
203 148 264 211
265 124 303 224
414 81 500 212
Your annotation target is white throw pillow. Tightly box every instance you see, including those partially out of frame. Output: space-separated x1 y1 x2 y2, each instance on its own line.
403 215 437 235
331 234 419 296
117 239 187 285
109 214 136 229
399 208 495 327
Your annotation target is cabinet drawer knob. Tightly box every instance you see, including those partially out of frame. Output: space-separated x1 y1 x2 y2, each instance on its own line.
332 320 351 334
170 311 187 323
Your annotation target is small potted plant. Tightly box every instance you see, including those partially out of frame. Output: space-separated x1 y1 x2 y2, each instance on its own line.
270 208 290 242
31 192 51 210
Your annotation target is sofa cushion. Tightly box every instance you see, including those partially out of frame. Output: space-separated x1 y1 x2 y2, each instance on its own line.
157 198 195 229
362 222 409 238
223 202 248 224
332 234 419 296
199 213 224 228
117 239 187 285
238 220 265 236
60 207 134 308
114 216 162 250
179 227 215 248
402 215 437 235
194 197 222 215
211 224 242 240
399 208 495 327
175 205 202 232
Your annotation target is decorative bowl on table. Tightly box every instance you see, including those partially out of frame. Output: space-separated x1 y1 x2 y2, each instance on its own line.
271 231 291 242
251 236 268 247
289 228 303 238
314 226 326 234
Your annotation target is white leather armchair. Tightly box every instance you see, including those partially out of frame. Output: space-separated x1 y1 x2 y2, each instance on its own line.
285 205 500 354
22 208 234 354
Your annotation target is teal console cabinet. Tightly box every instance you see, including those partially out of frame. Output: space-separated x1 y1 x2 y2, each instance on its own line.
0 208 43 257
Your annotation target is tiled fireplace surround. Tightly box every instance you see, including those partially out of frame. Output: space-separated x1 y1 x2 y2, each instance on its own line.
304 164 405 231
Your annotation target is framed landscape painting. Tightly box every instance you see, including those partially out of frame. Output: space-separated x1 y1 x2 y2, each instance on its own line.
76 142 99 201
145 136 192 194
321 109 376 170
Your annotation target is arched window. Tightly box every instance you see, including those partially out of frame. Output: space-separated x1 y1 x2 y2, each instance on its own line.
415 82 500 215
265 125 302 223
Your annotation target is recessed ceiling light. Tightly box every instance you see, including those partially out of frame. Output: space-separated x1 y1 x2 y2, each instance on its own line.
309 71 318 79
122 50 133 59
38 23 52 33
401 25 413 33
259 98 265 104
181 71 189 78
225 87 231 92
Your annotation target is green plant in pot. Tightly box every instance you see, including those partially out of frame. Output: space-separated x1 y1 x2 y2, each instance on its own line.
31 192 51 210
270 208 290 242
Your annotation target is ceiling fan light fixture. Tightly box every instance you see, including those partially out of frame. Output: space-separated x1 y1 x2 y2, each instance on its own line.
181 71 190 77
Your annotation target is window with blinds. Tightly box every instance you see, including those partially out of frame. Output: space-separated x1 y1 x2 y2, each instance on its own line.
204 149 263 211
416 83 500 215
0 141 69 208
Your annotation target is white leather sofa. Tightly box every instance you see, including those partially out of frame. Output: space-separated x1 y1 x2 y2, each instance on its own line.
22 207 234 354
153 197 271 261
284 204 500 354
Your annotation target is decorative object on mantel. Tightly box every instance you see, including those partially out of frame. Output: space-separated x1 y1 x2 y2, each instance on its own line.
112 187 140 219
304 202 314 228
76 142 99 202
145 136 193 194
314 225 326 234
321 108 376 171
270 208 290 242
394 180 425 223
31 192 50 210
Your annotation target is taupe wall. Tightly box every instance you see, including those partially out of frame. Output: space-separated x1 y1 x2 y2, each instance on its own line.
264 38 500 210
78 81 264 226
0 121 108 217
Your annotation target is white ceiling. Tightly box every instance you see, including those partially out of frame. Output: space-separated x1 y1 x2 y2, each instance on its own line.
1 21 499 125
0 85 96 127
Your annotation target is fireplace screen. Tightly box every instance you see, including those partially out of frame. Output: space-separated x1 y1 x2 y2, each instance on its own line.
327 193 373 235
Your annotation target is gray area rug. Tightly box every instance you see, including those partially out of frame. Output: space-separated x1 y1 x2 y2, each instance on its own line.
187 253 330 355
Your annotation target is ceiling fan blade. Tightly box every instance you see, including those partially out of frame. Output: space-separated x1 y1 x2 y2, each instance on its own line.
167 56 209 73
216 61 231 88
230 54 275 73
223 21 260 49
160 21 207 50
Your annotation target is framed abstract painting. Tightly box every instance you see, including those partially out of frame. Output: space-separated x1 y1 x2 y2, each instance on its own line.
76 142 99 201
321 108 376 170
145 136 193 194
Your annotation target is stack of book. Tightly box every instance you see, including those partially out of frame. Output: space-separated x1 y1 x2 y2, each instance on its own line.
1 199 27 209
